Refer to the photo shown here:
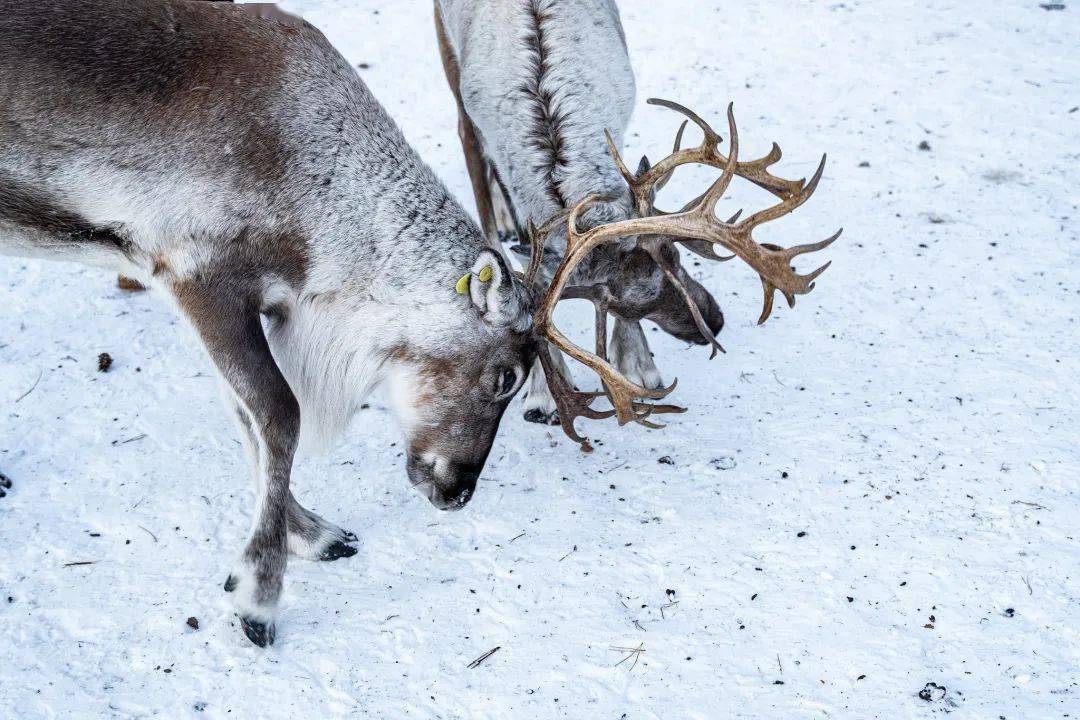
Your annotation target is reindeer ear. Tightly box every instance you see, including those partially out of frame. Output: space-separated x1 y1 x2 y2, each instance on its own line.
636 155 652 176
636 155 657 209
460 250 532 332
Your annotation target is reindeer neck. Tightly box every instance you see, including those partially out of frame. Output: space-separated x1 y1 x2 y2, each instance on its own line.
439 0 637 231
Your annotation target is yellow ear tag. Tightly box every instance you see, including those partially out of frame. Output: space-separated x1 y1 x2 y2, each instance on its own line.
478 266 493 282
455 273 471 295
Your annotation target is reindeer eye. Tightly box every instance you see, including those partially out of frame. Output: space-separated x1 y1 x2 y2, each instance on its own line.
495 367 519 398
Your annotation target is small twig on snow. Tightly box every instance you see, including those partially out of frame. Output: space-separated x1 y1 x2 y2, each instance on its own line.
15 370 43 403
467 646 501 669
611 643 645 671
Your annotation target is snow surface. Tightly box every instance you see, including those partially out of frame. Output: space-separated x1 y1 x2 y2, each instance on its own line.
1 1 1078 718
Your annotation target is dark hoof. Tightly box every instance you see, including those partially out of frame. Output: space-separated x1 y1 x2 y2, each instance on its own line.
240 616 275 647
223 575 238 592
0 472 11 497
319 540 358 561
524 408 560 426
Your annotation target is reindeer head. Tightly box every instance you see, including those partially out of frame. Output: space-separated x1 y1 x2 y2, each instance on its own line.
559 212 726 347
385 250 535 510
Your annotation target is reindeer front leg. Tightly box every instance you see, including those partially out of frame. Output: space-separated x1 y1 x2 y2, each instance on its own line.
609 318 664 391
174 276 298 647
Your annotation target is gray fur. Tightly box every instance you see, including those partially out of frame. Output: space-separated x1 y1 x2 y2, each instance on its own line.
0 0 534 646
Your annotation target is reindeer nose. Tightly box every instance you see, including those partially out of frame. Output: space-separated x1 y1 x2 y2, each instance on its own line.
671 296 724 345
406 452 482 511
448 484 474 508
441 461 481 510
701 293 724 337
430 477 477 512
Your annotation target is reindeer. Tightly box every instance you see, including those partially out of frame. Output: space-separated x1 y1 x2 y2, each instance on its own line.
0 0 538 646
434 0 839 439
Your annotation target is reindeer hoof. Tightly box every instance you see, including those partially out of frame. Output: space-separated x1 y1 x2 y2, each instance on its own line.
0 472 11 498
223 574 238 592
319 540 358 561
240 616 276 647
524 408 560 426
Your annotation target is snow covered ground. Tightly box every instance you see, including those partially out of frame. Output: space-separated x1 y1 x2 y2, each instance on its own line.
1 0 1077 718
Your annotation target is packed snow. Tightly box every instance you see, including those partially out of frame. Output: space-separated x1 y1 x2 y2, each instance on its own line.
1 1 1077 718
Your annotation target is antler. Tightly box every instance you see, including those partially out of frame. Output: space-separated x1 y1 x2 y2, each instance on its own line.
607 98 808 217
534 101 840 442
527 218 685 438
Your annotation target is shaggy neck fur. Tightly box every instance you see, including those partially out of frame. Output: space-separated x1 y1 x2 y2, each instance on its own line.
440 0 638 239
522 0 570 210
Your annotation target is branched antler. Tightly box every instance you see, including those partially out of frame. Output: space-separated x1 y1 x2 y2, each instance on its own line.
535 101 840 443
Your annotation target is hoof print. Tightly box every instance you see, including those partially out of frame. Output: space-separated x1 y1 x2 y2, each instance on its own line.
240 616 275 647
223 575 238 593
319 540 358 562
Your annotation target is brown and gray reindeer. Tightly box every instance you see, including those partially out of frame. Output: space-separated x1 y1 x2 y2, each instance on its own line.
434 0 839 436
0 0 538 646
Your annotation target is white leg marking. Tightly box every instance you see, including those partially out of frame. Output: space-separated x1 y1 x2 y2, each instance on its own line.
610 318 664 390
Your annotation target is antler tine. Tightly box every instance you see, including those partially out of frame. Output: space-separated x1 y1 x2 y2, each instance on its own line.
737 142 804 199
523 209 576 287
566 193 613 249
653 119 688 195
631 401 686 429
743 154 827 229
679 238 736 262
695 103 739 218
785 227 844 262
646 98 723 146
758 276 780 325
603 130 637 191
